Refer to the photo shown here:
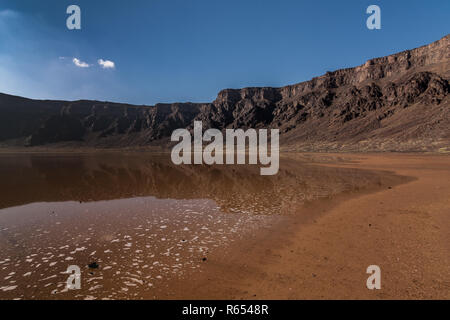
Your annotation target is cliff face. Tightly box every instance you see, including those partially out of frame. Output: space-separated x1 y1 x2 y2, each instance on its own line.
0 35 449 151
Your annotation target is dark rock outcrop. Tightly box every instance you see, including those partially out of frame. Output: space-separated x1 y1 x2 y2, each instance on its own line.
0 35 448 151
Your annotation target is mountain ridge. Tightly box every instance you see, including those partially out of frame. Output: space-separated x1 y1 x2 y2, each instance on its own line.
0 34 448 152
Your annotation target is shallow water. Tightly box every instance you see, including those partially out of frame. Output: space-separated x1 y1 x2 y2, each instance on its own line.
0 153 400 299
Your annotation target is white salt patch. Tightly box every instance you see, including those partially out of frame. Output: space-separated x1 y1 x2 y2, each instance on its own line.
87 276 103 283
70 247 86 254
89 285 102 291
1 285 17 292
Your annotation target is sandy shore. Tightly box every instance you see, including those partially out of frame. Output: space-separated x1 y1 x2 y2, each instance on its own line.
165 153 450 300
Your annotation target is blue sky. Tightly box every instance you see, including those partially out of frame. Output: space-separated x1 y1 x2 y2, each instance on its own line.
0 0 448 105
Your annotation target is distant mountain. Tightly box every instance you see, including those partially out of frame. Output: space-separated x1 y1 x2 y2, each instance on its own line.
0 35 448 152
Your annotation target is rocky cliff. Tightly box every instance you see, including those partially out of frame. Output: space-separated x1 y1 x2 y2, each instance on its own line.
0 35 448 151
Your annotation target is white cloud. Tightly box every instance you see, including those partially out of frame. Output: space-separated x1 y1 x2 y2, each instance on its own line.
70 58 115 70
72 58 90 68
98 59 115 69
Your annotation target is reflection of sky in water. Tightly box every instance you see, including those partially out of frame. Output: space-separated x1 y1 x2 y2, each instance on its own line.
0 154 389 214
0 154 400 299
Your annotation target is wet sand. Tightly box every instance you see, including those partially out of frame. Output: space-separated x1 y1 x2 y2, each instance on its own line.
0 153 448 299
168 153 450 300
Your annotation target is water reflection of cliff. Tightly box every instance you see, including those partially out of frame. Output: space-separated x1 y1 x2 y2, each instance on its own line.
0 154 403 214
